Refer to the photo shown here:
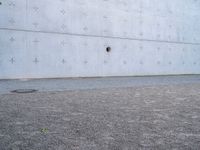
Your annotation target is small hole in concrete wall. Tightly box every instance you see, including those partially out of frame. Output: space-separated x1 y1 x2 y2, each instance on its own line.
106 47 111 53
0 2 2 5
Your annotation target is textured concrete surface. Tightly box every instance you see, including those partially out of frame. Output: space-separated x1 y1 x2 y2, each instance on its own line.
1 0 200 78
1 81 200 149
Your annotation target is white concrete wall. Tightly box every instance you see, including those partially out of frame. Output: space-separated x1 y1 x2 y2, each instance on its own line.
0 0 200 79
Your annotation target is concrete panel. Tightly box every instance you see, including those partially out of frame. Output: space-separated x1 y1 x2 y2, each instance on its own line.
0 0 200 79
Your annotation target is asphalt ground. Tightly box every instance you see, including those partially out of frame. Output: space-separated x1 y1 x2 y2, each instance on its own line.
0 76 200 149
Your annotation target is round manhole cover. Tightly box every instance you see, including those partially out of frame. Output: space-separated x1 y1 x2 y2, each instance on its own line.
11 89 38 94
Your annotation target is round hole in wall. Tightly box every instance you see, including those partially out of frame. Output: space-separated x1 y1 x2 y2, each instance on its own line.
0 2 2 5
106 47 111 53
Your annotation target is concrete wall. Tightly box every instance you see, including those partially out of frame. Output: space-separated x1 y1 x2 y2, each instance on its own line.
0 0 200 79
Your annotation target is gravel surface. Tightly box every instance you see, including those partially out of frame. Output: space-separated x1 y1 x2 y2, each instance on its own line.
0 83 200 149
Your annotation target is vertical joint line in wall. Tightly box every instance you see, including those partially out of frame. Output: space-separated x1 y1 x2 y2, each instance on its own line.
26 0 28 22
139 0 143 16
25 0 28 53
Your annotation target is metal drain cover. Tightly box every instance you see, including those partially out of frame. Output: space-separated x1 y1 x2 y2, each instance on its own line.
11 89 38 94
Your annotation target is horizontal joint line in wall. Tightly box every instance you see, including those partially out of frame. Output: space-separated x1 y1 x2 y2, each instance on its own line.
0 27 200 46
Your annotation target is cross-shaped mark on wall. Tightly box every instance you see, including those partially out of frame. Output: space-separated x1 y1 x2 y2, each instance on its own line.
10 37 15 42
9 2 15 7
9 18 15 25
33 22 38 28
33 6 39 11
60 9 66 15
61 24 67 30
83 27 88 31
61 41 66 46
10 58 15 64
33 39 39 43
62 59 66 64
83 42 88 46
33 58 39 64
